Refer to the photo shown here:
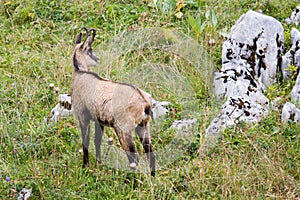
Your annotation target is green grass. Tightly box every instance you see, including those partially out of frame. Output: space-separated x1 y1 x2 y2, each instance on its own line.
1 0 299 199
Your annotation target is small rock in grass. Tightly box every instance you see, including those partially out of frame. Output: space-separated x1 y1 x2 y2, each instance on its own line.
49 83 54 89
108 137 114 145
54 87 60 93
170 118 197 130
281 102 300 123
17 188 32 200
285 6 300 25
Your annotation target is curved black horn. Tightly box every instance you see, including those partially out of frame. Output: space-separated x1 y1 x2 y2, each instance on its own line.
81 27 89 44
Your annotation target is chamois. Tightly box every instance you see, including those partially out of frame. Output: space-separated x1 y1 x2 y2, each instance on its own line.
71 28 155 176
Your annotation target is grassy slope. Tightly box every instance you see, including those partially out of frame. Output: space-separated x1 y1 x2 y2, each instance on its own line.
0 0 299 199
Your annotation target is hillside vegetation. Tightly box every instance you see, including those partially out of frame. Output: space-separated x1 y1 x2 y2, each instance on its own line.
0 0 299 199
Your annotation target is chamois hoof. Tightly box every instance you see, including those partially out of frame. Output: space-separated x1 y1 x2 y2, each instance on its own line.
151 171 155 177
96 160 102 165
129 162 137 170
82 163 90 168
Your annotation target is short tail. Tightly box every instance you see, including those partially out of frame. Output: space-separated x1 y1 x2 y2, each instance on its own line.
144 105 155 123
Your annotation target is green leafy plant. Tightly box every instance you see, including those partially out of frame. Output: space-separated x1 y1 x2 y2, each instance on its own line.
187 13 206 40
286 64 298 79
187 8 218 41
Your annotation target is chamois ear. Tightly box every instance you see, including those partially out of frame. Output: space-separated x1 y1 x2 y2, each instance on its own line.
75 33 82 44
84 28 96 47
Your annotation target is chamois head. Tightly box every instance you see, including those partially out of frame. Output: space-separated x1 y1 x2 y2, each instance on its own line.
73 27 99 71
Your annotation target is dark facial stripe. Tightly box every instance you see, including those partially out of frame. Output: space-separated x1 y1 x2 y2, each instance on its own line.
73 53 80 71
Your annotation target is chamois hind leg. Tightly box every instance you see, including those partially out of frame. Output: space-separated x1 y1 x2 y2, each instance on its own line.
114 125 139 170
94 121 104 164
135 122 155 177
78 115 91 168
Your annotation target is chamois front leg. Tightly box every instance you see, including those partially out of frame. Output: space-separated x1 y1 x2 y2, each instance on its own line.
79 116 91 168
95 121 104 164
135 122 155 177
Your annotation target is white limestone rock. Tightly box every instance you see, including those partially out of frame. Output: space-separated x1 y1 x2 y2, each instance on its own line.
281 102 300 123
281 28 300 79
221 10 284 89
151 100 171 120
208 10 282 136
285 6 300 26
291 73 300 107
214 64 269 105
17 188 32 200
170 118 197 130
48 94 73 122
206 96 269 136
142 91 171 120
